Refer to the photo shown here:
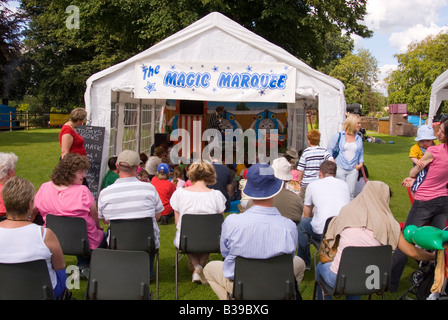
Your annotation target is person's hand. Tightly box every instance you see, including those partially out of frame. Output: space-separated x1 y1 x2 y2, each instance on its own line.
401 177 415 188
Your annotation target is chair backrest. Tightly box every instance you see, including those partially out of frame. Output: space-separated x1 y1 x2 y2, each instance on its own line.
179 214 223 253
0 260 55 300
233 254 296 300
45 214 90 257
334 245 393 297
86 248 151 300
109 218 156 253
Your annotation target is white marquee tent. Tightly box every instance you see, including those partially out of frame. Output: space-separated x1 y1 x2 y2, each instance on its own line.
428 68 448 125
84 12 347 187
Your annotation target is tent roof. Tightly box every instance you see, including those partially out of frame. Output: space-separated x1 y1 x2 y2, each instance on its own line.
429 68 448 124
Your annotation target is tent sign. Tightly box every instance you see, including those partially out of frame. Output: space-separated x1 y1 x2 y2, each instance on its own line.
134 61 296 102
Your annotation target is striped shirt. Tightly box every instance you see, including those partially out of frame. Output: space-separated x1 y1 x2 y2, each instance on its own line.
98 177 164 248
297 146 332 187
220 205 297 280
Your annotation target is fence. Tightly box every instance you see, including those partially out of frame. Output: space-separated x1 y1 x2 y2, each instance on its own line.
0 111 70 131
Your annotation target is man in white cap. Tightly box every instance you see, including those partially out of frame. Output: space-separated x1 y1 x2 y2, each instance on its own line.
203 163 306 300
97 149 164 279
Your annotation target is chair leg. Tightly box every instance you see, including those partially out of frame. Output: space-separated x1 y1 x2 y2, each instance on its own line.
155 250 159 300
175 249 179 300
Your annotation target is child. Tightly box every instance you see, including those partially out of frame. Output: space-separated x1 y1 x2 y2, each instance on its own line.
286 169 301 195
172 166 186 189
409 125 438 192
101 156 119 189
151 163 176 225
138 169 150 182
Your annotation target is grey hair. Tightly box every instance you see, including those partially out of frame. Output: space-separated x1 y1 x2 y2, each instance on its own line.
0 152 18 182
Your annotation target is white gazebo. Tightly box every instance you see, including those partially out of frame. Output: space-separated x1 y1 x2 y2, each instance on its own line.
428 68 448 125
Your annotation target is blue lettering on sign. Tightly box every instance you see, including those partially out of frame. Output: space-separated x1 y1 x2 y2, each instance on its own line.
163 71 211 88
142 65 160 80
217 72 287 90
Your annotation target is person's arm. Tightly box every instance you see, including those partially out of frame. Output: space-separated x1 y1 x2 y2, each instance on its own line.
397 233 435 261
44 228 66 271
60 133 73 159
174 210 180 226
410 151 433 178
303 204 314 218
89 202 103 230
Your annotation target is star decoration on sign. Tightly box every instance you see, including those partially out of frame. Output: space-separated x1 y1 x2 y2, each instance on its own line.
144 82 156 95
246 66 253 72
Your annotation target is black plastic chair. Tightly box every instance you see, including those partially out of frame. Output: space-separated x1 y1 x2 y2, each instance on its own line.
232 254 296 300
313 245 393 300
0 260 55 300
175 213 223 299
312 216 335 268
85 248 151 300
108 217 159 299
45 214 91 257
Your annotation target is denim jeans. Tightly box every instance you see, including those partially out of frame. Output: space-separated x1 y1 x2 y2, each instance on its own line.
315 262 361 300
390 196 448 291
336 166 359 200
297 217 322 268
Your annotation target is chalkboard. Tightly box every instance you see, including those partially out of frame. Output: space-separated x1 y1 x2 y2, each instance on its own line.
77 125 105 200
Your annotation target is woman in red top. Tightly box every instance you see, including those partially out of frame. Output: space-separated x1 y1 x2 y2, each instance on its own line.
151 163 176 225
59 108 87 158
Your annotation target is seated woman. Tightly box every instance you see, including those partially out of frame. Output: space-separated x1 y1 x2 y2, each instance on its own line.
34 152 107 269
0 177 67 299
0 152 18 221
315 180 435 300
170 160 226 284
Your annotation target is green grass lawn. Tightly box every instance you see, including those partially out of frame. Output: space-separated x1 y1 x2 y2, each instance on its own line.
0 128 423 300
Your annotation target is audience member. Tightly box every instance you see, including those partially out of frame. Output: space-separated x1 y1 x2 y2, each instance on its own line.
138 152 149 174
97 150 164 279
297 160 350 269
207 148 233 212
34 152 107 270
391 118 448 292
297 129 333 205
286 169 301 195
203 163 306 300
0 152 18 220
151 163 176 225
327 114 364 200
172 166 186 189
101 156 119 190
170 160 226 284
0 177 67 299
145 146 165 180
315 181 435 300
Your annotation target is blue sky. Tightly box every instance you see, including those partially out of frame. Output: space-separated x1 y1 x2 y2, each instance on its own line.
354 0 448 95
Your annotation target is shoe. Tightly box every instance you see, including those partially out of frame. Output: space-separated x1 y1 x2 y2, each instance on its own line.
194 265 208 285
192 272 201 283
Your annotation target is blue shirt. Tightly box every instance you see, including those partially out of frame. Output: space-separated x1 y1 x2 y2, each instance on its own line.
327 131 364 170
220 206 298 280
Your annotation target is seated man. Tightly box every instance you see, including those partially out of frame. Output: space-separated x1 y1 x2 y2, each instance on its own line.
297 160 351 269
203 163 306 300
97 150 164 279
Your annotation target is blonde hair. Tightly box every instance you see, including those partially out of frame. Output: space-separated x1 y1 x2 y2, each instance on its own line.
2 176 35 217
187 160 216 185
69 108 87 122
343 114 361 134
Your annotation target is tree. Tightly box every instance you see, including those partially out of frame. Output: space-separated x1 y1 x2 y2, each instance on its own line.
329 48 384 113
386 31 448 114
16 0 372 111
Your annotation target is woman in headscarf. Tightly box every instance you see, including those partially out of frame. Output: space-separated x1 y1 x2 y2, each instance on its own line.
315 181 435 300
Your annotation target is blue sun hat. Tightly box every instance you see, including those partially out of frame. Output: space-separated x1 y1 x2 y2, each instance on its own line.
415 125 436 141
157 163 170 174
242 163 283 200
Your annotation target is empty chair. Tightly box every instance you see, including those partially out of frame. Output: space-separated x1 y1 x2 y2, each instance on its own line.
108 217 159 299
314 245 393 300
85 248 151 300
233 254 296 300
45 214 91 258
0 260 55 300
175 213 223 299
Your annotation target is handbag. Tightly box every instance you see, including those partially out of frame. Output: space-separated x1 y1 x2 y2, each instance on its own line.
332 133 341 159
318 235 340 264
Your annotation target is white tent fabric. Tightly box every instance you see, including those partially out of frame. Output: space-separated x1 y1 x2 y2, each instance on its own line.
84 12 347 187
428 69 448 125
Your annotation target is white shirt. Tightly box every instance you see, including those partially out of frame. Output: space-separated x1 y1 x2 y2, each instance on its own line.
304 176 351 234
344 141 357 163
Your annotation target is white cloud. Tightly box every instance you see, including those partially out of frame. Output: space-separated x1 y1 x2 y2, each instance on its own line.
389 23 448 52
374 64 398 95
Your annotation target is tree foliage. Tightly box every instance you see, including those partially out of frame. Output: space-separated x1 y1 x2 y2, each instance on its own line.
15 0 371 111
330 48 385 113
386 31 448 114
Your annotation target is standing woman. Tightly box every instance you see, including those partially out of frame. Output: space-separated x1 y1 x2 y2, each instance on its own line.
59 108 87 159
327 114 364 200
390 117 448 291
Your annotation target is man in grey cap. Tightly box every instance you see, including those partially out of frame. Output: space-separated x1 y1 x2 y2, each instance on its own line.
97 149 164 278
